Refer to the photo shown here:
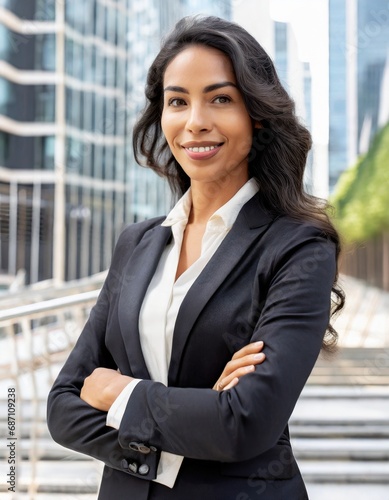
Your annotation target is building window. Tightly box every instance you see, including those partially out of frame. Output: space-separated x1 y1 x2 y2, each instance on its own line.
65 1 89 34
0 82 54 122
0 77 11 115
0 24 32 70
35 34 56 71
35 85 55 122
0 131 10 166
34 136 55 170
35 0 56 21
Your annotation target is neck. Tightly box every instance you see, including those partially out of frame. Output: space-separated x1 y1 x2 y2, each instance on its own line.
189 176 249 225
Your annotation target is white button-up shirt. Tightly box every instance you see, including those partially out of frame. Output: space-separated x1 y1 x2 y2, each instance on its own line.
107 178 259 487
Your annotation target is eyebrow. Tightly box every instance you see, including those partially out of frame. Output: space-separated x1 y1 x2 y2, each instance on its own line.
163 81 237 94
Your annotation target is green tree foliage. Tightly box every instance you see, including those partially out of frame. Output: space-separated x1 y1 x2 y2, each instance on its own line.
331 122 389 243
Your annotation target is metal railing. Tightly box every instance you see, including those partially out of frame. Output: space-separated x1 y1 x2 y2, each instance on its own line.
0 281 102 497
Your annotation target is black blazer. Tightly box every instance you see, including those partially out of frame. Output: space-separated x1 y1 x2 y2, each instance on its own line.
47 192 336 499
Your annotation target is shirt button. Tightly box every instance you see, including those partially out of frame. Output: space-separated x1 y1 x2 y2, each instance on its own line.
139 464 150 475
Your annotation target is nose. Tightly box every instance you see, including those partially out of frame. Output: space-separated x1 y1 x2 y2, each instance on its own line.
186 103 211 133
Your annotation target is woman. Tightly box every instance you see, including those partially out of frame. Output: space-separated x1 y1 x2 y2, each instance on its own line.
47 16 344 499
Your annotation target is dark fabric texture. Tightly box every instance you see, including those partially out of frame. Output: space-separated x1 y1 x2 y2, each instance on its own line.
47 192 335 499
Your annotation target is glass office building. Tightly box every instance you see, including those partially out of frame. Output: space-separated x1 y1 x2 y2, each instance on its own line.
357 0 389 148
328 0 389 191
0 0 231 284
328 0 349 191
274 21 313 193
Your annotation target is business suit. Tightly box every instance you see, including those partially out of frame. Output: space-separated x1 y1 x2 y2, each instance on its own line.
47 191 336 499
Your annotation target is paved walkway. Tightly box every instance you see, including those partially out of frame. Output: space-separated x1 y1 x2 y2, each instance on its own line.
334 275 389 347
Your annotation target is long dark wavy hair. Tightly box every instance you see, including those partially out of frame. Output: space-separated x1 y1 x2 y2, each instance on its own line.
133 15 344 351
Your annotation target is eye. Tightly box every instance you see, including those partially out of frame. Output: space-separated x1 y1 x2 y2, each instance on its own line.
213 95 231 104
168 98 186 107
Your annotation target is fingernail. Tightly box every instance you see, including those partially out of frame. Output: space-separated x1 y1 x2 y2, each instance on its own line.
254 353 264 360
246 365 255 371
255 341 264 347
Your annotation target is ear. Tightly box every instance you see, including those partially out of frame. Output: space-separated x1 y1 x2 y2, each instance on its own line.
254 121 263 129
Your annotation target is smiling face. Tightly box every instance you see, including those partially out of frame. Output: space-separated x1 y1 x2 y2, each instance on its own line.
161 45 254 191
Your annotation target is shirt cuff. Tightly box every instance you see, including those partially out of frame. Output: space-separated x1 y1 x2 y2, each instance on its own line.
106 378 142 429
155 452 184 488
106 379 184 488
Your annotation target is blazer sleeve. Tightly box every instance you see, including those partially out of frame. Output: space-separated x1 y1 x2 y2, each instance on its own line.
116 223 337 463
46 218 164 479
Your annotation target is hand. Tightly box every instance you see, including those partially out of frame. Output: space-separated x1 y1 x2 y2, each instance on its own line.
213 341 265 391
80 367 133 412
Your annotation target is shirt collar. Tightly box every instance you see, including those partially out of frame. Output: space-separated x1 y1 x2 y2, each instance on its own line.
161 188 192 227
161 178 259 229
209 178 259 230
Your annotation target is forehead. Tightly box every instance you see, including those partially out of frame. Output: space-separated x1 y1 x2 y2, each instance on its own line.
163 45 236 86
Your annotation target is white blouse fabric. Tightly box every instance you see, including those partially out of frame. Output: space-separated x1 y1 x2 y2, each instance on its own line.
107 178 259 488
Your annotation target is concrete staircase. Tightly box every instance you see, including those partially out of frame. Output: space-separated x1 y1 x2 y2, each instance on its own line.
292 347 389 499
0 348 388 499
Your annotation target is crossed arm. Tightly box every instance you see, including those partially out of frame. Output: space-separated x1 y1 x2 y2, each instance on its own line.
80 341 266 412
48 225 336 469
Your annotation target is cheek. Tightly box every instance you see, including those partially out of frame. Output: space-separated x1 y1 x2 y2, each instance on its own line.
161 114 178 145
233 127 254 158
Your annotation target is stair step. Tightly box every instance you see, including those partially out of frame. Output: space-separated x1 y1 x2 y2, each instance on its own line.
307 348 389 385
291 397 389 423
314 348 389 359
0 460 102 493
292 438 389 460
0 422 49 439
10 496 97 500
289 424 389 438
305 483 389 500
0 438 89 460
307 376 389 385
299 385 389 398
5 496 97 500
312 365 389 372
298 460 389 483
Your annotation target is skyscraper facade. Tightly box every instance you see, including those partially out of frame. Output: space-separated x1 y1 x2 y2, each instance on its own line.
357 0 389 151
274 21 314 193
0 0 231 285
328 0 350 191
328 0 389 191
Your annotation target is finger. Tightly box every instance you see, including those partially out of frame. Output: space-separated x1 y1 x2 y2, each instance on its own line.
217 355 263 387
223 377 239 390
222 352 266 379
231 341 264 360
219 364 256 389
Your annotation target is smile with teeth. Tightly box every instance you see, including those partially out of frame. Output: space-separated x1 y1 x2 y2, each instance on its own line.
185 144 222 152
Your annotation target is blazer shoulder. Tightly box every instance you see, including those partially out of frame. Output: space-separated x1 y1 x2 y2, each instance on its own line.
116 216 166 247
271 214 334 240
109 216 166 268
262 215 337 262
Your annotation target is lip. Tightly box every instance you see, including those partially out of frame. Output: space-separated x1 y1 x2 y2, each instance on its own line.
182 142 224 160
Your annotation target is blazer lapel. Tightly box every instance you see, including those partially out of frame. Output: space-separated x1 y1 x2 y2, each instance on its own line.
118 224 172 379
168 193 275 385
